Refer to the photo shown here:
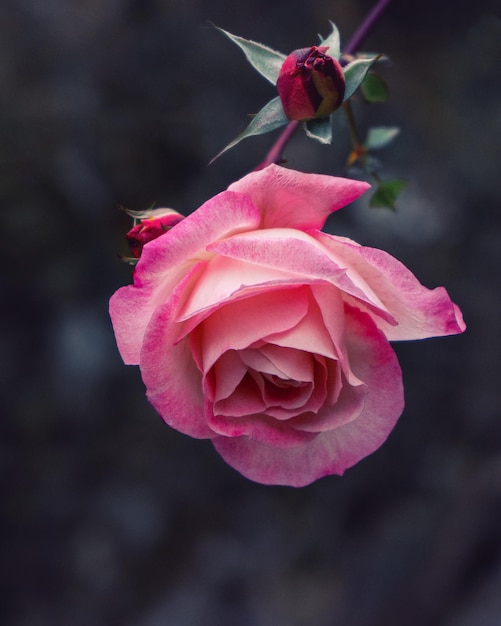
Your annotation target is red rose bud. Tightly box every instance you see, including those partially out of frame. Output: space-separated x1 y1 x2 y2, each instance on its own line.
126 208 184 258
276 46 345 121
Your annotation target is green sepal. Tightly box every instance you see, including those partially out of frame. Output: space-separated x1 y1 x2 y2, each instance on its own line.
366 126 400 150
318 20 341 60
370 179 407 210
361 72 389 102
343 55 380 101
217 27 286 84
304 117 332 144
119 255 139 266
211 96 289 162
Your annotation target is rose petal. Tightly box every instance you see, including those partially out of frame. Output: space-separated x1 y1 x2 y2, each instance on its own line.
109 190 261 364
316 232 466 340
208 230 396 326
228 164 370 231
139 271 214 439
212 370 267 418
206 349 247 403
207 401 317 447
212 307 403 486
310 283 361 386
254 344 314 383
239 347 292 379
196 287 310 373
177 253 309 326
291 364 366 434
262 381 314 413
261 356 328 418
266 286 343 360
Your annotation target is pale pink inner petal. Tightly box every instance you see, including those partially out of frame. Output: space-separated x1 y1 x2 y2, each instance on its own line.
209 344 340 431
213 371 267 418
177 254 308 324
196 283 355 436
322 356 343 407
291 370 366 433
260 375 313 413
256 344 314 383
307 356 335 412
238 347 288 378
310 283 362 387
212 347 314 418
266 289 342 360
196 287 310 373
262 355 330 419
206 350 247 403
208 230 395 326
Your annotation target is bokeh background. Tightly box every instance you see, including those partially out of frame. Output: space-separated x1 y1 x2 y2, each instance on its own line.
2 0 501 624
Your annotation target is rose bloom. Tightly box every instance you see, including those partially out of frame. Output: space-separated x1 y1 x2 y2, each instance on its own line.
110 165 465 486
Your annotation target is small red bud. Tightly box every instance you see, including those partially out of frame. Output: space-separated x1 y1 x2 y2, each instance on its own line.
126 209 183 258
276 46 345 121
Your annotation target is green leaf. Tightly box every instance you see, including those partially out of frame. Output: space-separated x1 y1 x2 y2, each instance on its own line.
366 126 400 150
343 56 380 101
211 97 289 162
319 20 341 59
370 179 407 210
217 27 286 84
361 72 389 102
304 117 332 144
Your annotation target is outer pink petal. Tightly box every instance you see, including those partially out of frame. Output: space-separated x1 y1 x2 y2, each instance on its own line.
139 271 214 439
109 190 261 364
212 307 403 486
316 232 466 340
228 164 370 231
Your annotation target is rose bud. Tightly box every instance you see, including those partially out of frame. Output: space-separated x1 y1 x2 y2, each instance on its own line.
126 208 183 259
276 46 345 121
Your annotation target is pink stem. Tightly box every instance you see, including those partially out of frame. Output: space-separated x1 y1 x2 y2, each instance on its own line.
254 120 300 171
344 0 394 55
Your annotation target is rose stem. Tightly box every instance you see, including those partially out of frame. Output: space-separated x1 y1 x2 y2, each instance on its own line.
255 0 394 170
254 120 300 170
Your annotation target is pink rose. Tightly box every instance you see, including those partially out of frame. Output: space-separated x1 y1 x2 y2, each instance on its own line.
110 165 465 486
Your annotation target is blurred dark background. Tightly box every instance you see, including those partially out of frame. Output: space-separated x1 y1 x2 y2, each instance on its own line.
2 0 500 624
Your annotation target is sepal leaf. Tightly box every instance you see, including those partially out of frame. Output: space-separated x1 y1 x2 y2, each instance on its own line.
343 55 380 101
366 126 400 150
211 96 289 162
217 27 286 84
318 20 341 59
370 179 407 210
361 72 389 102
304 117 332 144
